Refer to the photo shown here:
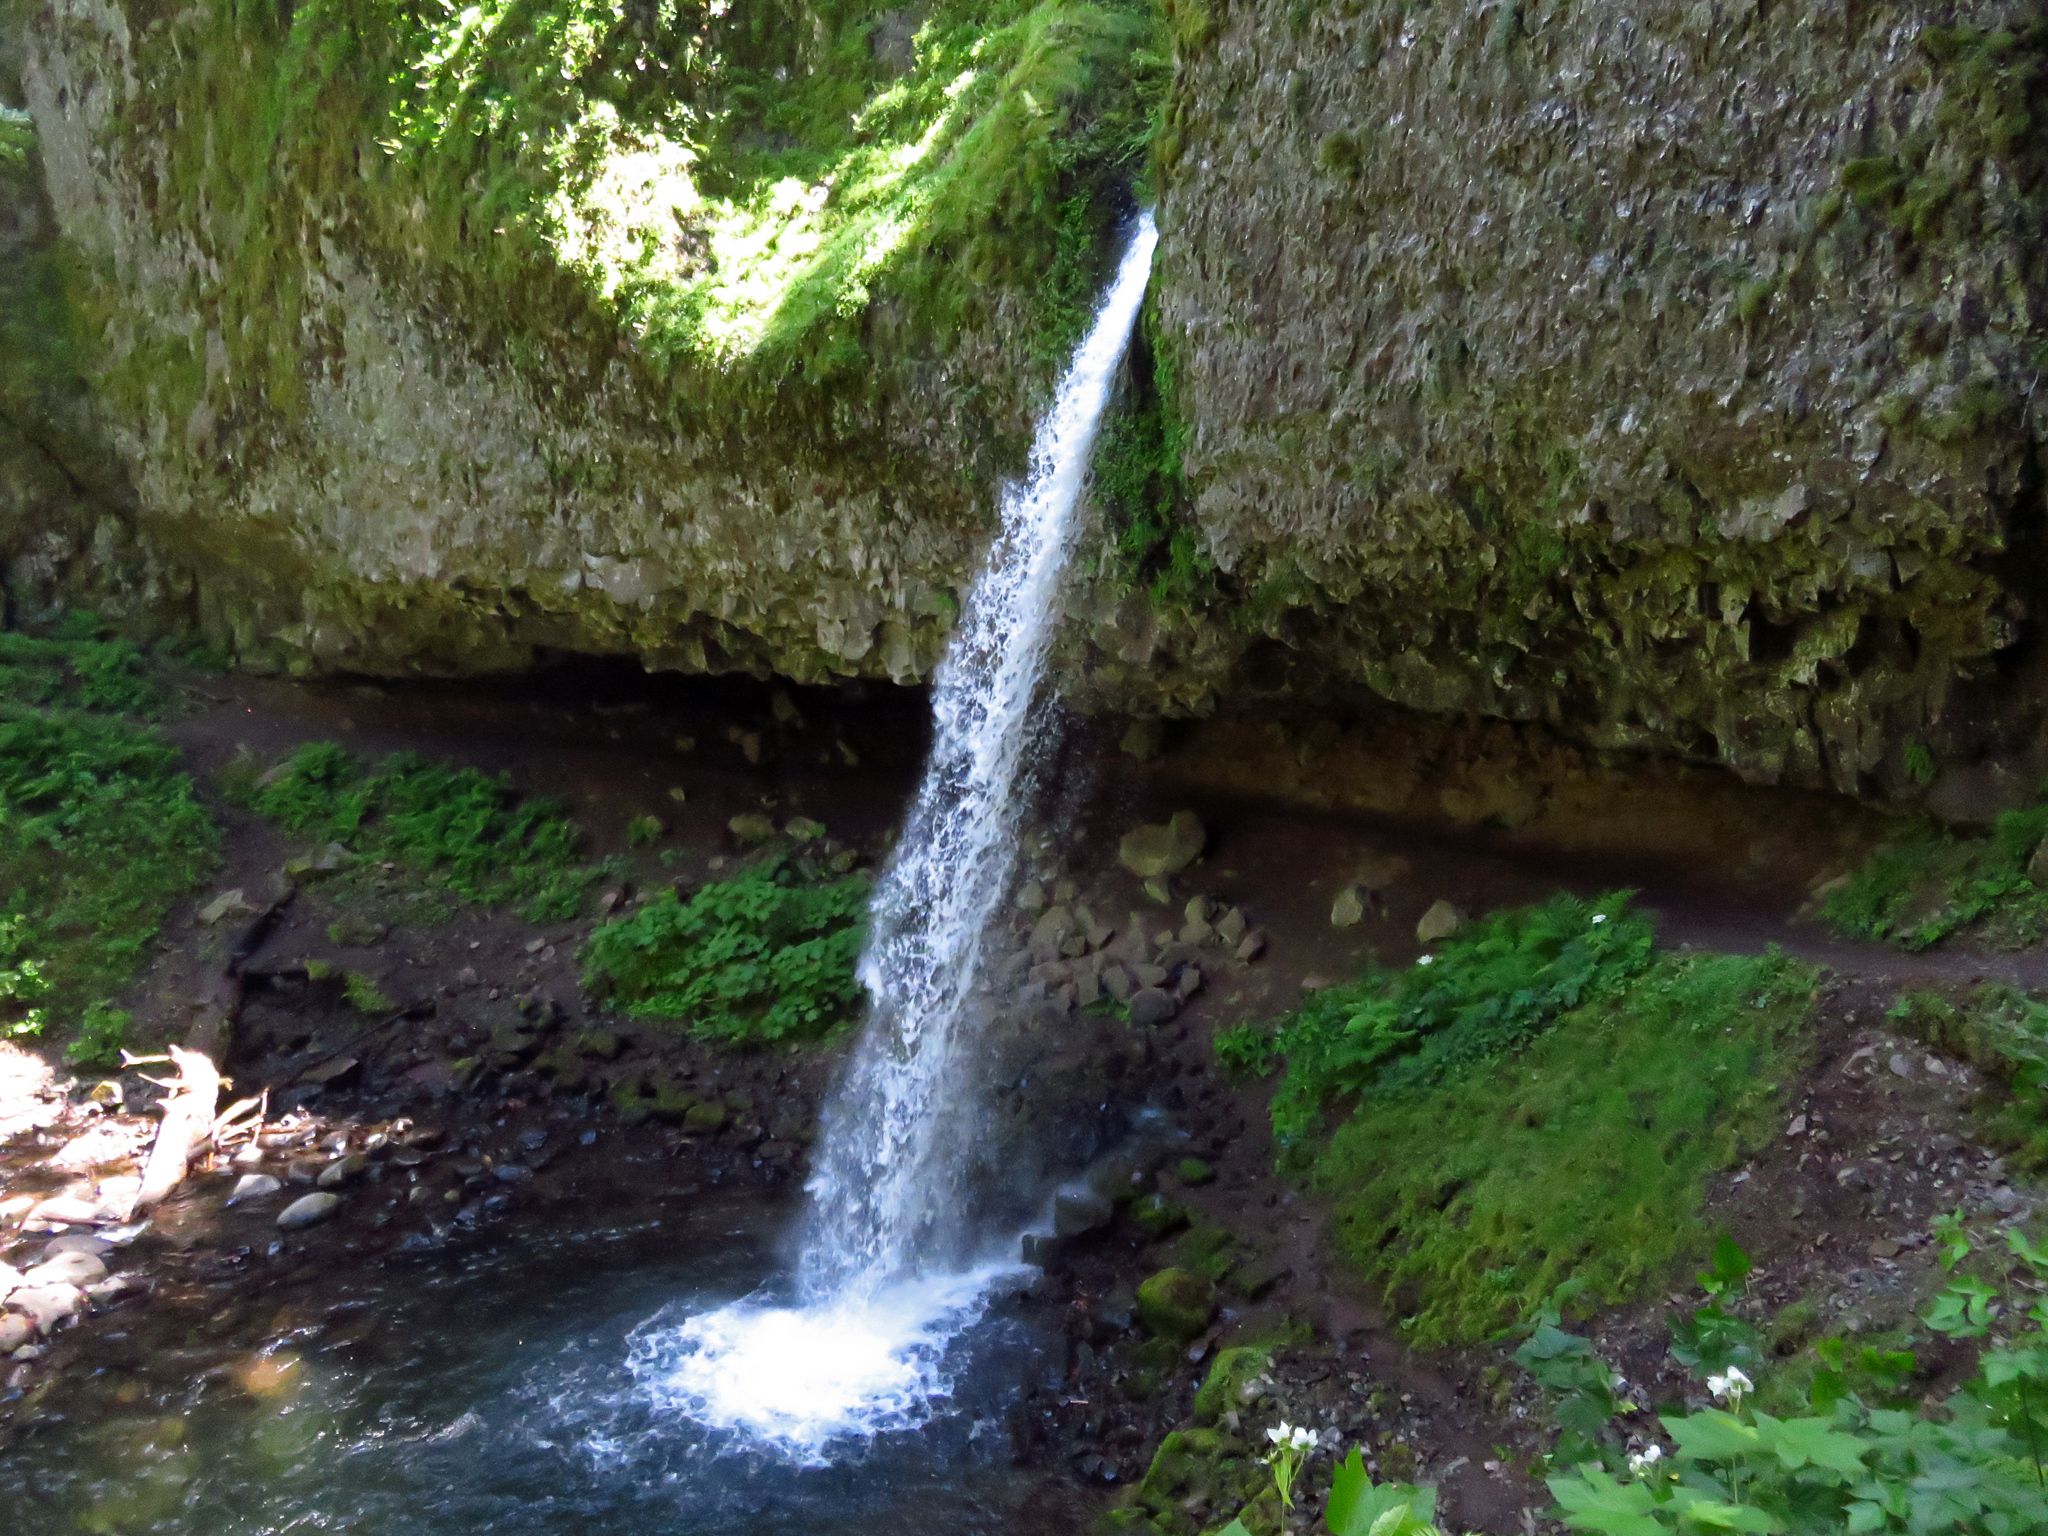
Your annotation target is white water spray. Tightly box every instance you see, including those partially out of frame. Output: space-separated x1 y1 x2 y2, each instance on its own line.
626 213 1159 1460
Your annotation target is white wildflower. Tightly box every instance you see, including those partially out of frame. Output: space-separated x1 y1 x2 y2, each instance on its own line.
1627 1445 1665 1477
1417 955 1434 967
1591 913 1608 925
1707 1367 1752 1403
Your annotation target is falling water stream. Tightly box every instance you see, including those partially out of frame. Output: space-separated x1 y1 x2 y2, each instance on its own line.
627 211 1161 1460
0 216 1157 1535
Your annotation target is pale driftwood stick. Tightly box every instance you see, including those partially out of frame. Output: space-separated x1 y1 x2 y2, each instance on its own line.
132 1043 222 1215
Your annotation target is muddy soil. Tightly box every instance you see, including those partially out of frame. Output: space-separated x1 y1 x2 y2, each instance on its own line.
1 664 2042 1534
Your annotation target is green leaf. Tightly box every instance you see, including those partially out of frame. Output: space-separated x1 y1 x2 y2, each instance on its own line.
1663 1410 1764 1461
1668 1497 1778 1533
1548 1466 1668 1536
1213 1523 1255 1536
1750 1412 1867 1477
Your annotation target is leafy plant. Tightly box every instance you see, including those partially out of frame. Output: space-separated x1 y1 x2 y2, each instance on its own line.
1886 986 2048 1168
1825 796 2048 951
64 1003 130 1070
1214 1020 1281 1078
626 814 665 848
239 742 596 921
583 857 870 1044
341 971 394 1015
1546 1227 2048 1536
0 708 217 1034
0 622 164 716
1263 892 1654 1146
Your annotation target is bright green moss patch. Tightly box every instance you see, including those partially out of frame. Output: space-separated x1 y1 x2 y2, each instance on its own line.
0 708 217 1039
1312 947 1815 1348
239 742 597 921
582 857 868 1044
1823 799 2048 950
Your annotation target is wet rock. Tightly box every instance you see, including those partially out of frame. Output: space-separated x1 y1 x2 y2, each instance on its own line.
1128 987 1181 1027
1415 899 1466 944
0 1313 32 1353
24 1250 106 1288
0 1262 18 1302
1054 1190 1116 1237
229 1173 283 1206
1015 879 1048 913
277 1192 342 1230
1118 812 1207 879
1330 886 1366 928
317 1154 367 1189
300 1055 360 1088
41 1234 110 1259
1020 1232 1059 1266
10 1283 82 1332
1137 1267 1216 1342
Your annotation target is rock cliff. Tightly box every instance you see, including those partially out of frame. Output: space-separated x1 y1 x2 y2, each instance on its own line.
10 0 2048 809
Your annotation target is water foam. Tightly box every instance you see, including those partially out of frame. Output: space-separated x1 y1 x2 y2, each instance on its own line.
628 212 1159 1462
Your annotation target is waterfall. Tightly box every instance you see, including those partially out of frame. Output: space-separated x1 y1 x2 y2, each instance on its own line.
623 212 1159 1461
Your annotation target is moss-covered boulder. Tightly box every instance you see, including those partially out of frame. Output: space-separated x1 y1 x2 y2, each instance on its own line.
1137 1266 1216 1343
1191 1345 1271 1425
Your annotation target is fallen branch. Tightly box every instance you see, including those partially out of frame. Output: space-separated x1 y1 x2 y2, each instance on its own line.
130 1043 222 1215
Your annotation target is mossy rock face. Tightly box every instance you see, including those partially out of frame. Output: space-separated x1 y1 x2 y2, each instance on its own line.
1137 1266 1216 1342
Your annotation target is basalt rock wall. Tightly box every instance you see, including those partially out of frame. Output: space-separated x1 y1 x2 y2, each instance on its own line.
14 0 2048 811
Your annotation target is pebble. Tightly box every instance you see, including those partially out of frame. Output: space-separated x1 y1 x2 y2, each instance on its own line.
277 1192 343 1230
42 1234 112 1259
317 1154 367 1189
229 1173 283 1206
30 1195 107 1227
0 1313 31 1352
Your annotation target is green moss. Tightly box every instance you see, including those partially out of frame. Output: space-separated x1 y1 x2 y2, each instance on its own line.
1888 985 2048 1169
1307 945 1815 1348
1093 310 1213 613
239 741 598 921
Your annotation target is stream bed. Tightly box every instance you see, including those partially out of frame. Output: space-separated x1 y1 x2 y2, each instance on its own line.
0 1189 1085 1535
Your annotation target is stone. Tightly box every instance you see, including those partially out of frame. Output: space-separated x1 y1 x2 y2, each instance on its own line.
0 1263 18 1303
317 1154 367 1189
0 1313 32 1353
285 842 356 881
1143 875 1173 905
1028 905 1075 962
1136 1267 1216 1342
9 1283 82 1332
575 1029 623 1060
1102 964 1135 1002
1020 1232 1059 1266
784 816 826 841
1119 719 1163 761
23 1251 106 1288
1177 1157 1216 1186
198 887 257 925
684 1101 729 1133
1118 812 1206 879
1133 962 1169 989
277 1192 342 1230
727 813 777 845
1053 1190 1116 1238
1415 899 1466 944
2029 839 2048 886
229 1173 282 1205
1231 1258 1293 1301
1128 987 1181 1027
1234 927 1267 962
1176 965 1203 1000
29 1195 106 1227
1075 968 1102 1007
301 1055 360 1087
1014 879 1048 912
1178 919 1215 946
1330 886 1366 927
40 1235 110 1259
1215 906 1247 946
1131 1194 1189 1240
